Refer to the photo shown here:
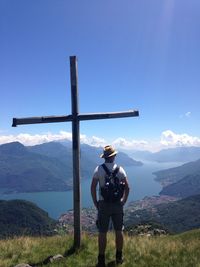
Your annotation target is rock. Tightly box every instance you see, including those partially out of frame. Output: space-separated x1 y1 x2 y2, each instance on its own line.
153 228 167 236
13 254 64 267
49 254 64 263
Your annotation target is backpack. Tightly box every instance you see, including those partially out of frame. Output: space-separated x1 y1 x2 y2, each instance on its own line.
100 164 125 203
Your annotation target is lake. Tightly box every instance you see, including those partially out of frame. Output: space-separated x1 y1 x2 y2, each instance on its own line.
0 161 181 219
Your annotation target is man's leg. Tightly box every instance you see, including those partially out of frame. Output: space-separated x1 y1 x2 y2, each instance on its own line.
115 230 123 252
115 230 124 264
98 232 107 255
96 201 109 267
96 232 107 267
112 203 124 264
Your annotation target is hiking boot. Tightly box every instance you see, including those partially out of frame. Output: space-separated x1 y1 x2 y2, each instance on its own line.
96 254 106 267
116 257 123 264
116 251 123 265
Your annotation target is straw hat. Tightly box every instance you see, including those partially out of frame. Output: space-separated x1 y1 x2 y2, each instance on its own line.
100 145 118 158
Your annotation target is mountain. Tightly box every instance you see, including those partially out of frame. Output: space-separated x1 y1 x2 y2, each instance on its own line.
0 199 56 238
153 158 200 188
130 146 200 163
28 142 94 180
0 141 27 156
125 194 200 234
79 143 143 167
29 142 142 176
160 174 200 198
28 141 73 176
0 141 142 193
0 142 72 193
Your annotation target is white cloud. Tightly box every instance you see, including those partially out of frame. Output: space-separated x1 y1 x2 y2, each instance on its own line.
1 129 200 152
185 111 191 118
0 130 151 151
80 135 106 147
160 130 200 147
180 111 192 119
0 131 106 148
89 136 107 147
112 137 149 150
0 131 72 146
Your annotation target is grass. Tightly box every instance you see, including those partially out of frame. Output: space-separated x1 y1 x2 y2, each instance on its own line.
1 230 200 267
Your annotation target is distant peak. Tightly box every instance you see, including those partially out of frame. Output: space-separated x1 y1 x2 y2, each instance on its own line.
1 141 24 147
0 141 27 155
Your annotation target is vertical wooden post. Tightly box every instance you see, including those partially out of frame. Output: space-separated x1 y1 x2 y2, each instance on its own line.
70 56 81 248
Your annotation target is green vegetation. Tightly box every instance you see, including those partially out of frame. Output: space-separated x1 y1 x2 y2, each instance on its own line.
125 194 200 234
160 174 200 198
154 158 200 187
0 200 56 239
1 230 200 267
0 142 72 193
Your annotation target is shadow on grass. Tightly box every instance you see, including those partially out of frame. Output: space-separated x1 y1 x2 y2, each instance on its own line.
30 245 77 266
107 260 116 267
63 245 77 257
88 261 116 267
30 245 116 267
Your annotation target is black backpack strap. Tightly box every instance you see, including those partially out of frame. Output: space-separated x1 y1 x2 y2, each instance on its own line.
102 164 111 176
102 164 119 177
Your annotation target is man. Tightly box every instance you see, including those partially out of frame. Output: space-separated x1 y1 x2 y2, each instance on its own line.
91 145 130 267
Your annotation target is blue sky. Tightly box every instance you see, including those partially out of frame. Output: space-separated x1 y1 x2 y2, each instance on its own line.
1 0 200 151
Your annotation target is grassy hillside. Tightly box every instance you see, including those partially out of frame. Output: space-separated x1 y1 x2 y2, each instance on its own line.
0 142 72 193
125 194 200 234
1 230 200 267
153 159 200 187
160 174 200 198
0 200 56 239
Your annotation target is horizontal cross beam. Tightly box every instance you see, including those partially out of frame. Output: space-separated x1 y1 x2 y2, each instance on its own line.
12 110 139 127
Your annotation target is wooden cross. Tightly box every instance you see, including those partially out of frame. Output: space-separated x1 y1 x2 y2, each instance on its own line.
12 56 139 249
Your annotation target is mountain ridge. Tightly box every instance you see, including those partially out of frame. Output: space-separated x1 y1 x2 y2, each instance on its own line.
0 141 142 194
0 199 55 239
123 194 200 234
130 146 200 163
153 158 200 187
160 174 200 198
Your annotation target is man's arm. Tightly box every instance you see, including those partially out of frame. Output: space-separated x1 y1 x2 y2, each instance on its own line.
91 177 99 209
121 177 130 205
